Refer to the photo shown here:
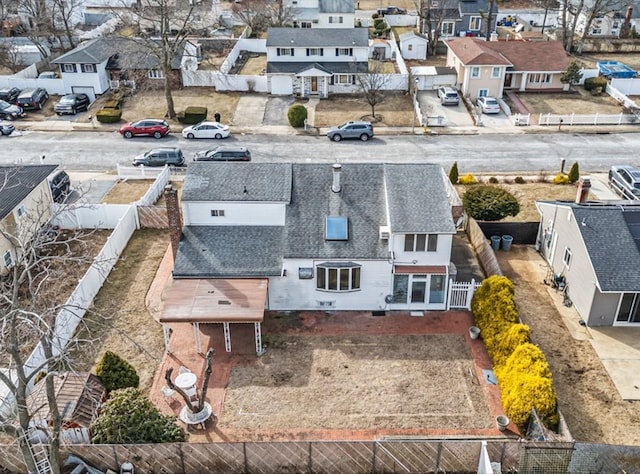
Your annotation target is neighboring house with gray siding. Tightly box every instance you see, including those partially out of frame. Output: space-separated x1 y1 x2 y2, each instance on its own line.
420 0 498 39
172 162 459 312
536 199 640 327
266 27 368 97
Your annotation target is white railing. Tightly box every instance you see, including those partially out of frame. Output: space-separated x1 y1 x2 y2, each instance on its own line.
513 113 530 126
116 163 185 179
538 112 638 126
109 79 136 90
136 166 171 206
447 279 481 310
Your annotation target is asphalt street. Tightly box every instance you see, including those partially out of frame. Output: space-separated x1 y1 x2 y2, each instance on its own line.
4 130 639 174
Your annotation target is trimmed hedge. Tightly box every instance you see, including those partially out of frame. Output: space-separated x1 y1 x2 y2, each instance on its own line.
458 173 477 185
96 108 122 123
584 76 607 91
178 106 207 124
462 185 519 221
471 275 558 428
287 104 308 128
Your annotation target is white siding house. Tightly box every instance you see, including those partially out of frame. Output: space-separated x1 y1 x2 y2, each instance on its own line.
290 0 355 28
172 163 458 312
266 27 369 97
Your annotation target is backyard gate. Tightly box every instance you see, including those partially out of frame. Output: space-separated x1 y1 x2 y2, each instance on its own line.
447 279 481 310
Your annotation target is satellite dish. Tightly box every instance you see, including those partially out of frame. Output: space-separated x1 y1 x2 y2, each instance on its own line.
384 294 393 304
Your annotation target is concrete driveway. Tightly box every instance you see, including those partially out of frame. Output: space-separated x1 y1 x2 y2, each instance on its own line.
417 91 475 128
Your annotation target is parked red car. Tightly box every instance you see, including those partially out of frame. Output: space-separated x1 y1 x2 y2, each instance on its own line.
119 119 170 139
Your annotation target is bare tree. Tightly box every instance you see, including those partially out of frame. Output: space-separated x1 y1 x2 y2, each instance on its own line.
414 0 457 56
561 0 585 52
356 60 390 119
0 167 106 474
232 0 297 35
0 43 23 73
576 0 626 53
115 0 197 118
16 0 56 57
49 0 82 50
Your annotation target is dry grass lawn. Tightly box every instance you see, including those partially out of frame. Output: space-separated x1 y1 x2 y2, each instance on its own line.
577 53 640 72
121 88 241 126
101 179 184 205
516 88 624 115
222 334 492 430
314 92 413 127
241 55 267 75
456 179 584 222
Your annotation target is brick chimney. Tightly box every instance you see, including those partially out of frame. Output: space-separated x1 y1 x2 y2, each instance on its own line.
164 185 182 260
576 177 591 204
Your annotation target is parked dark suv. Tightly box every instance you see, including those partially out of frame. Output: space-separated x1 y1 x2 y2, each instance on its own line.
132 148 185 167
17 88 49 110
0 87 21 104
0 100 24 120
193 146 251 162
49 170 71 203
54 93 91 115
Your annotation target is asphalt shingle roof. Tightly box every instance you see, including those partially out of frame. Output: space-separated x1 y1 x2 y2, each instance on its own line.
175 163 455 277
319 0 355 13
267 61 368 74
0 165 58 220
571 203 640 292
266 28 368 47
181 163 292 203
173 226 284 277
445 38 511 66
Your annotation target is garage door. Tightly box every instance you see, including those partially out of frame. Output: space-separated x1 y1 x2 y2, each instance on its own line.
71 86 95 102
270 76 293 95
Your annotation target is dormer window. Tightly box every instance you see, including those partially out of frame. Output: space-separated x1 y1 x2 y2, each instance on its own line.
326 216 348 241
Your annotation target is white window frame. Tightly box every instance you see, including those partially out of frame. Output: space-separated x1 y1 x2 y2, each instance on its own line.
316 264 361 292
334 74 352 84
62 64 76 73
337 48 351 56
329 16 344 24
3 250 12 268
210 209 225 217
408 44 413 51
81 63 96 73
469 16 481 30
300 21 312 28
471 67 480 78
16 204 26 219
441 21 455 36
563 247 572 268
492 66 501 78
148 69 165 79
308 48 322 56
404 234 438 252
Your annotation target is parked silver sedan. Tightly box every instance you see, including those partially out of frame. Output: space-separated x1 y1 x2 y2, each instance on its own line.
477 96 501 114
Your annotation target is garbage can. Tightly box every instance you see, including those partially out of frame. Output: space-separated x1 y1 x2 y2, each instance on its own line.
490 235 501 251
501 235 514 251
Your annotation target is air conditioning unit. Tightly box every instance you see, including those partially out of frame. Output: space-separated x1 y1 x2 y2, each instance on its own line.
379 226 390 240
318 300 335 307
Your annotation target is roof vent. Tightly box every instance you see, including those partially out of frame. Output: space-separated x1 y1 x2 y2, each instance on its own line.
379 226 390 240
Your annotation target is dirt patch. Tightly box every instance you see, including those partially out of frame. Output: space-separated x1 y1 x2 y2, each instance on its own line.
69 230 169 393
222 333 492 431
456 181 583 222
101 180 154 204
314 93 413 127
120 88 241 127
496 247 640 445
516 88 623 115
578 53 640 72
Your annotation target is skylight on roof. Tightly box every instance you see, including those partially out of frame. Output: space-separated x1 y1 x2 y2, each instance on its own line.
326 216 348 241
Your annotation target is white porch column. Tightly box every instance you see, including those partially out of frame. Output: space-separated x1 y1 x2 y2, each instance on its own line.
193 322 202 354
255 323 264 356
163 324 171 353
323 77 328 98
223 322 231 352
520 72 528 92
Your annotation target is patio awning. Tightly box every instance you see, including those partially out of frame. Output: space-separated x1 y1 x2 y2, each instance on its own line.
159 278 268 324
394 265 448 274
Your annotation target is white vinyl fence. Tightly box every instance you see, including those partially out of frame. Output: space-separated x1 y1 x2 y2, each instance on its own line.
50 203 132 229
136 166 171 206
447 279 481 310
538 112 638 126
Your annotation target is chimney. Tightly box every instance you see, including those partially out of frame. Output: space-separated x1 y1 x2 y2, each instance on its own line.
332 163 342 193
576 177 591 204
164 185 182 260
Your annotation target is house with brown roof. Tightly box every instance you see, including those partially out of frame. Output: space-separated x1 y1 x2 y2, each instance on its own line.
444 37 570 99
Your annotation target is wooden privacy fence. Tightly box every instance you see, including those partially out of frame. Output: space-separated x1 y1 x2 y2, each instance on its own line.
0 439 589 474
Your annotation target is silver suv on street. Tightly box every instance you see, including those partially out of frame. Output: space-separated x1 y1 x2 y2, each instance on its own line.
609 165 640 200
437 87 459 105
326 121 374 142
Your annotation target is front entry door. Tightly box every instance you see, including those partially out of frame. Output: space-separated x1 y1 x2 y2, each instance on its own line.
311 77 318 93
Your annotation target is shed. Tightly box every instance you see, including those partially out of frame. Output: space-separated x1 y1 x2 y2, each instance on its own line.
399 31 428 60
597 61 637 78
411 66 457 90
369 39 393 60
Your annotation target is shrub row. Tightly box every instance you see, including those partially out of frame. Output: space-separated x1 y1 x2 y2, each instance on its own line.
471 275 558 427
96 99 122 123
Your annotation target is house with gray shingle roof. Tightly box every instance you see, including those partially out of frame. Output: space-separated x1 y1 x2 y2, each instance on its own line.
290 0 355 29
537 198 640 327
52 37 196 100
266 27 369 97
0 164 58 276
171 162 458 312
444 37 569 99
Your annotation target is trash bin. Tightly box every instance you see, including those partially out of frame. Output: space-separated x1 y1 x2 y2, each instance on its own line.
501 235 514 251
490 235 501 251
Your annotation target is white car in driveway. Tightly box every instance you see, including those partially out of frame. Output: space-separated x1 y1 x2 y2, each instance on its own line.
477 96 501 114
182 121 230 139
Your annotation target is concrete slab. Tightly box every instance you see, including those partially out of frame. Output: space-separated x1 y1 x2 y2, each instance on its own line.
67 171 118 204
589 327 640 400
233 94 268 128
